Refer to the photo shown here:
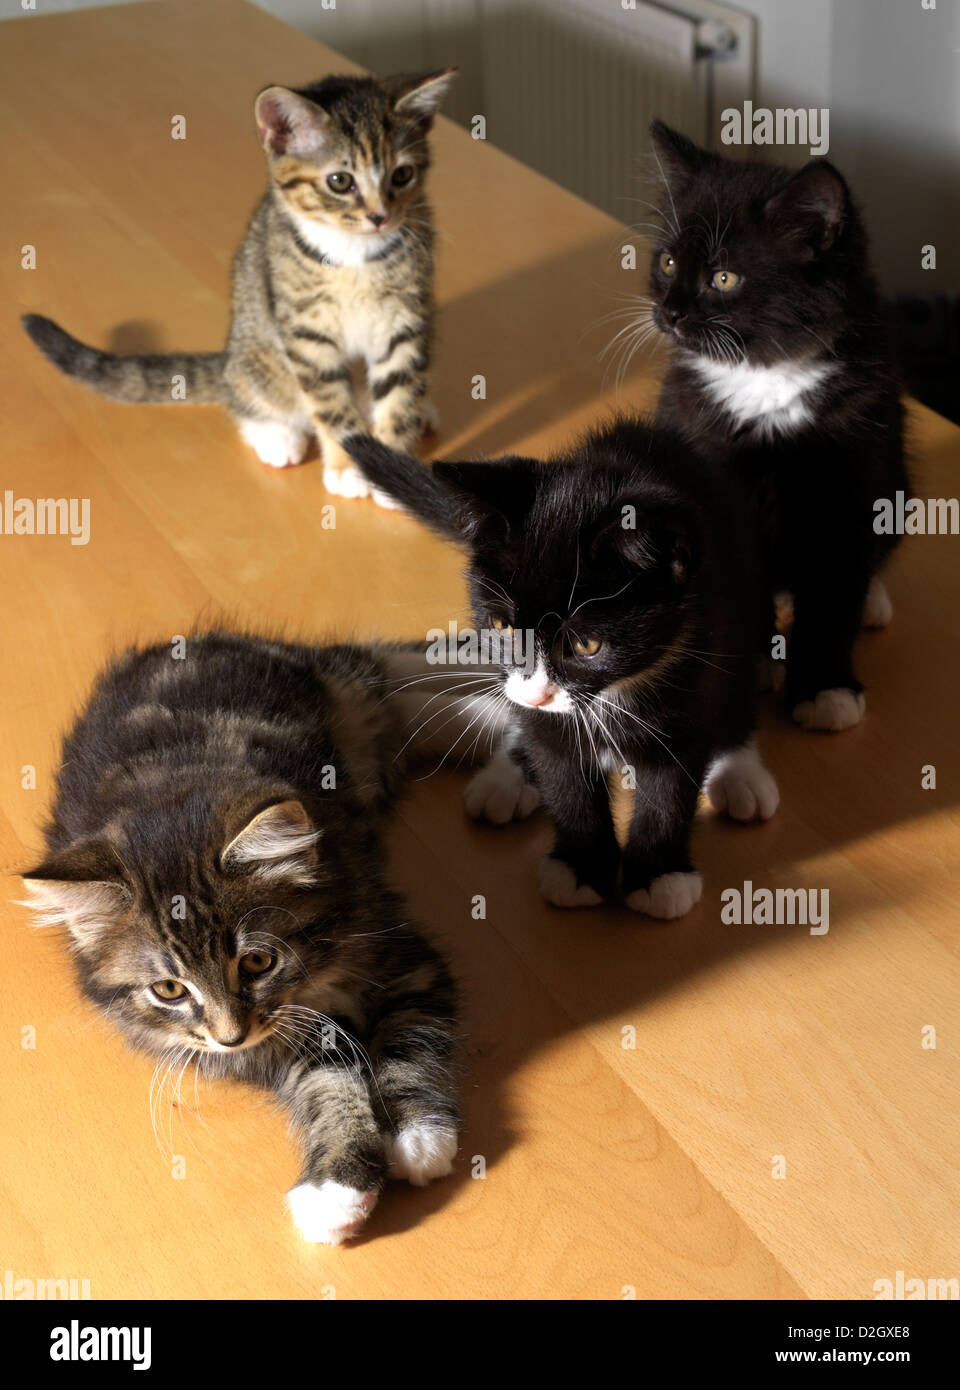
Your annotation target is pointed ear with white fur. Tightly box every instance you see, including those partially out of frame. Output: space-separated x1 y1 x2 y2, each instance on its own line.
221 800 321 886
254 86 332 155
19 840 131 946
390 68 457 122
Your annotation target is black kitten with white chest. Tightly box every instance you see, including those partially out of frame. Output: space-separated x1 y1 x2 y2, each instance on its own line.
346 420 778 920
647 121 908 731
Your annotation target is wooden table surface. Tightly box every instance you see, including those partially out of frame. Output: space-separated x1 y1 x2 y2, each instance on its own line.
1 0 958 1302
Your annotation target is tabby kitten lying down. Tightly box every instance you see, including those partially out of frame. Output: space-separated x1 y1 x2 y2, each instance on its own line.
20 633 484 1246
23 70 454 501
346 420 779 919
646 121 908 731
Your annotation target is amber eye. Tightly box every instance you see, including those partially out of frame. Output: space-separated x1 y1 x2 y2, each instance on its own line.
491 616 515 636
659 252 677 277
391 164 415 188
326 171 354 194
151 979 187 1002
239 950 275 977
573 637 602 658
711 269 740 292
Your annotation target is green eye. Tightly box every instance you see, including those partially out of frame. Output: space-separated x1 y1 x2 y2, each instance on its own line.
391 164 415 188
326 171 354 194
659 252 676 277
239 950 275 977
151 979 187 1002
711 269 740 292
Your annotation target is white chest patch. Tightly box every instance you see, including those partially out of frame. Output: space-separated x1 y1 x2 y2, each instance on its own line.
692 356 833 437
289 211 398 268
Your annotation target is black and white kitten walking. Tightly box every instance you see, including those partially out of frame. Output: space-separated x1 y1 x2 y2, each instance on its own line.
346 420 779 920
646 121 908 731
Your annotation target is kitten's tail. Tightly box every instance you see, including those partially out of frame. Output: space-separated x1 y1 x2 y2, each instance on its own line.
21 314 227 405
343 433 462 541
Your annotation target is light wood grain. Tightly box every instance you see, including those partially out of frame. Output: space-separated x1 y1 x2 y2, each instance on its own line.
0 0 956 1301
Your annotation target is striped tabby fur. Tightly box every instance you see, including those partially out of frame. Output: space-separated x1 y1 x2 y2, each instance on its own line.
19 631 496 1245
21 70 455 501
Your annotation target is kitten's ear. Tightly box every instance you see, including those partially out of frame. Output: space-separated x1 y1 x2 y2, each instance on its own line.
649 120 707 182
388 68 457 121
19 840 131 945
764 161 848 256
595 499 703 587
221 800 320 887
255 86 331 155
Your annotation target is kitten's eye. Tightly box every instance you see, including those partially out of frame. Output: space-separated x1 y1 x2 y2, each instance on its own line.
573 637 602 658
239 950 275 977
659 252 677 277
491 616 515 636
151 979 187 1002
711 269 740 292
391 164 415 188
327 171 354 194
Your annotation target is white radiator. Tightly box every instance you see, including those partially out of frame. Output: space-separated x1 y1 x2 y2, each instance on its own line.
475 0 756 221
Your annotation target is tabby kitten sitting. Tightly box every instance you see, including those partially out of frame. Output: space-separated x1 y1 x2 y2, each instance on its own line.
345 421 779 920
646 121 908 731
22 70 454 500
19 632 478 1245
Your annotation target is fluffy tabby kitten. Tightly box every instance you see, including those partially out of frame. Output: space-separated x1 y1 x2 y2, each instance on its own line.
645 121 908 731
345 421 779 920
22 71 454 499
19 631 484 1245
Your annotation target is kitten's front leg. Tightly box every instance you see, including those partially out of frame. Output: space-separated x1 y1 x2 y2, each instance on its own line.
284 331 371 497
787 569 870 732
279 1058 386 1244
621 759 705 920
368 318 431 469
369 948 460 1188
534 756 620 907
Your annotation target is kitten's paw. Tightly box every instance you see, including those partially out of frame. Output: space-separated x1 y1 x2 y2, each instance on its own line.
420 400 440 435
371 487 403 511
625 871 702 920
464 753 540 824
862 575 893 628
323 461 373 500
286 1180 378 1245
792 688 865 732
538 856 604 908
240 419 310 469
387 1123 458 1187
705 745 780 821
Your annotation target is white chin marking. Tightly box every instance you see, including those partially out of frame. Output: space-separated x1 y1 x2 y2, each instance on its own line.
862 575 893 628
538 856 603 908
704 743 780 821
626 871 702 920
387 1124 458 1187
286 1180 378 1245
240 419 310 469
323 462 372 499
504 668 573 714
464 750 540 824
793 688 866 732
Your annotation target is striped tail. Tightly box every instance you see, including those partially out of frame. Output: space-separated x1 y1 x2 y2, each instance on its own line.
22 314 226 405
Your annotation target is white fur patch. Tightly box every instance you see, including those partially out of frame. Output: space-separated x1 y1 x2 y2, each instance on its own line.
625 871 702 920
323 461 372 499
704 743 780 821
239 418 310 469
862 575 893 628
793 688 865 732
504 662 573 714
692 356 833 437
464 749 540 823
288 210 400 267
286 1180 378 1245
387 1124 458 1187
538 857 603 908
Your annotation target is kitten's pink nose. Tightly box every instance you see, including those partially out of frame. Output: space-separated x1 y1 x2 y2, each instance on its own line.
524 683 557 707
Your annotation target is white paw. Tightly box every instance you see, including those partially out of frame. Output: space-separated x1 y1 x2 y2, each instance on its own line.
792 688 865 732
625 871 702 919
286 1180 378 1245
464 752 540 824
538 857 603 908
371 487 403 511
862 575 893 629
240 419 310 469
705 744 780 821
323 462 372 499
420 400 440 434
387 1124 457 1187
